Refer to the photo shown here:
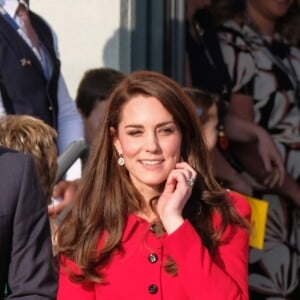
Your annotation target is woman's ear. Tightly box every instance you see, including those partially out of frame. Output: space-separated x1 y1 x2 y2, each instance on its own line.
110 127 122 154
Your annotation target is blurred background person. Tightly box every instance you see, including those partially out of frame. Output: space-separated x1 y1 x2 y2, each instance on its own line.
215 0 300 208
183 87 251 193
214 0 300 298
0 146 57 299
50 68 125 218
75 67 125 148
184 88 219 150
0 114 59 253
185 0 285 197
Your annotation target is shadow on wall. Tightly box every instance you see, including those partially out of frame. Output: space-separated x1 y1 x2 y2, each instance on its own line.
102 0 184 82
102 25 153 75
102 0 165 75
102 28 121 71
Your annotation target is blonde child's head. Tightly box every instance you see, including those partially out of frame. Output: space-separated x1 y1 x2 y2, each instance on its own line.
0 115 57 204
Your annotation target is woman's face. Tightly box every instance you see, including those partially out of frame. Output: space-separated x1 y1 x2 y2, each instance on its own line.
113 95 182 192
247 0 294 19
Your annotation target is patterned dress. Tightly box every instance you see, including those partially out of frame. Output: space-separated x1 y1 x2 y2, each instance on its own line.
219 19 300 299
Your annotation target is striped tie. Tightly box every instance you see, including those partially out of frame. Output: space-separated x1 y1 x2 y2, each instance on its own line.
16 3 41 53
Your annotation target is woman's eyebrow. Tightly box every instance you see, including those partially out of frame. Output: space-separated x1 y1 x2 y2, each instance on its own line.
124 120 175 129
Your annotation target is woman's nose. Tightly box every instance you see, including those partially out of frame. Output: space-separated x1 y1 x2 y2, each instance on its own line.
145 133 160 152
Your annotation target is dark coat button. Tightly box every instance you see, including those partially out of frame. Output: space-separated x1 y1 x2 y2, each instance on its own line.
149 224 156 233
148 284 158 294
148 253 158 263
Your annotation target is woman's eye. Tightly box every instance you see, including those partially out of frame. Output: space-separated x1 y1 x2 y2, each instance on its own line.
127 130 143 136
159 127 175 135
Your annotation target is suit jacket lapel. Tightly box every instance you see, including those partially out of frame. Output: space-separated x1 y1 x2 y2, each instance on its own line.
30 11 58 78
0 14 45 76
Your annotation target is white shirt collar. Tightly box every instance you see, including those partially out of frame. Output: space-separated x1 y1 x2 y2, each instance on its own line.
0 0 27 17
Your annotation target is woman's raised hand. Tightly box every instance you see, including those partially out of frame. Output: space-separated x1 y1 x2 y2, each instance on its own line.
157 162 197 234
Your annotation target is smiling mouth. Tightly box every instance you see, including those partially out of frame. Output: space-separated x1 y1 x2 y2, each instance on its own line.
140 160 163 166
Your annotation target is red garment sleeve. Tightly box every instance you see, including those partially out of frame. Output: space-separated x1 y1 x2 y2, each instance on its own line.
163 191 251 300
57 256 95 300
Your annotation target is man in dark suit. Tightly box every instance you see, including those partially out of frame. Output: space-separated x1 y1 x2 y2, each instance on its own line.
0 0 83 154
0 146 57 299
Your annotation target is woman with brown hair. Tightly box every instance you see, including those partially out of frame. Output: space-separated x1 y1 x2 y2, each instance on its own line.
57 70 250 299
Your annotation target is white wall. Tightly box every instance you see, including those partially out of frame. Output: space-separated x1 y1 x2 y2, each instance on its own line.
31 0 121 99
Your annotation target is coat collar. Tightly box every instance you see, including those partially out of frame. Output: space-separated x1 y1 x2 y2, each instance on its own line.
121 214 149 242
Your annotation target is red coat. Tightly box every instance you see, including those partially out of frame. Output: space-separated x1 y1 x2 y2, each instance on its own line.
57 191 251 299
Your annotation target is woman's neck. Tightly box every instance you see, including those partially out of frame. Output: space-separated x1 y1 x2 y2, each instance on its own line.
246 2 276 36
135 209 157 223
135 183 161 222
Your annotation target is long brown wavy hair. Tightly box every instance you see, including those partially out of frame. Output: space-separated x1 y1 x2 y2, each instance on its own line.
57 70 249 283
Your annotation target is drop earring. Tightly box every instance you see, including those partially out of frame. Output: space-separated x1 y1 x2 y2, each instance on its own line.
118 154 125 166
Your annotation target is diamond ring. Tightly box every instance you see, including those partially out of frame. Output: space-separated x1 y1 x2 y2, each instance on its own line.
186 177 195 187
